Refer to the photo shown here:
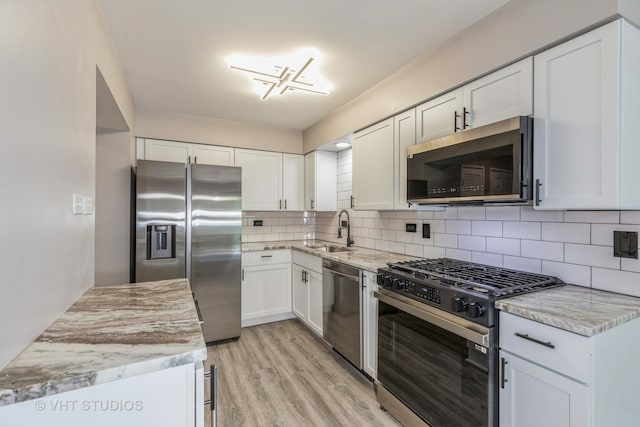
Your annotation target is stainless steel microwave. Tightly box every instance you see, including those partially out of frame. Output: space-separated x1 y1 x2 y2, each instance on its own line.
407 116 533 205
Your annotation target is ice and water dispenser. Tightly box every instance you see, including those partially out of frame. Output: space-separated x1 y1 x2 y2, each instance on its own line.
146 224 176 260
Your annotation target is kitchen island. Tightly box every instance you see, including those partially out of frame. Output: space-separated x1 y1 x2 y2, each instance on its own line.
0 278 207 427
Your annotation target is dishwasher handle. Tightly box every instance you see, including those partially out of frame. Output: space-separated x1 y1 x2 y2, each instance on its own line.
324 268 359 282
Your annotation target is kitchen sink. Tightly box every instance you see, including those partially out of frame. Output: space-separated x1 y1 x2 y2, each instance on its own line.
309 244 353 253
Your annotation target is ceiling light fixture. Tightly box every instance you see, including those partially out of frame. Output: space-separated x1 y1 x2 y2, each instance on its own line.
334 141 351 149
227 48 331 101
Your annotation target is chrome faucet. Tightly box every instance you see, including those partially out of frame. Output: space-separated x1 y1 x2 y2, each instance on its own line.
337 209 355 247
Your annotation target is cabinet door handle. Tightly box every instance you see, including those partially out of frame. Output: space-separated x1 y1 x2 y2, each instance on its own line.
311 199 315 210
453 110 461 132
284 199 287 210
188 155 191 164
463 107 470 129
500 357 508 389
515 332 555 349
204 363 217 426
535 179 542 206
350 195 354 209
194 156 198 164
279 199 282 210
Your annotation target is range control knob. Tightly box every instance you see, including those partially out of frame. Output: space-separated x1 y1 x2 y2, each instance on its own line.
376 274 385 285
384 275 393 288
452 297 469 313
467 302 486 318
392 278 402 290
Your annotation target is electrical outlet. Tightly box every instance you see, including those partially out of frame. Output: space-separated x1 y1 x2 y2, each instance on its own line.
405 223 417 233
253 220 263 226
423 223 431 239
614 231 638 259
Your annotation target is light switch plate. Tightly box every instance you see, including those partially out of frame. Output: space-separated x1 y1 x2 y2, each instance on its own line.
614 231 638 259
72 194 84 215
83 197 93 215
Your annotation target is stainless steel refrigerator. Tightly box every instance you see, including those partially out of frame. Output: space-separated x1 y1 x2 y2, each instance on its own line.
133 159 241 342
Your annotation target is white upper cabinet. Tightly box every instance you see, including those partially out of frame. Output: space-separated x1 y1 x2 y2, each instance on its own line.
235 149 283 211
463 57 532 128
282 154 305 211
139 138 234 166
415 57 533 143
191 144 234 166
235 149 304 211
393 109 416 210
533 19 640 210
304 151 337 211
352 118 395 210
415 89 463 142
142 139 191 163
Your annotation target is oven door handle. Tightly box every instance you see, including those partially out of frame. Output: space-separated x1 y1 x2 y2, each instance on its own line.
375 290 490 347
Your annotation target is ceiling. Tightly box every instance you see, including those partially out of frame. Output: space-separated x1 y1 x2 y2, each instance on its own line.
98 0 510 131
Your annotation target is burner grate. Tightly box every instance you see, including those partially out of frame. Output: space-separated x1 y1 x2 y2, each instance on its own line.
390 258 562 297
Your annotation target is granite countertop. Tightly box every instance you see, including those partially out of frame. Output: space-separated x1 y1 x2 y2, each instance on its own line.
242 239 420 271
0 279 206 407
496 285 640 337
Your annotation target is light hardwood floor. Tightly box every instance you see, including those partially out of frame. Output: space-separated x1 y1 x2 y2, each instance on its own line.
205 319 400 427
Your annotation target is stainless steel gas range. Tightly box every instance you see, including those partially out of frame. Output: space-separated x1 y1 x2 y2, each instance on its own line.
374 258 564 427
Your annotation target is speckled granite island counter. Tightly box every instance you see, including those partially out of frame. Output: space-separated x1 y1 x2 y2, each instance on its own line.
0 279 207 427
495 284 640 336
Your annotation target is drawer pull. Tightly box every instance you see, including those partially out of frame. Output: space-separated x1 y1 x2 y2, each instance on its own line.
515 332 555 349
261 255 273 258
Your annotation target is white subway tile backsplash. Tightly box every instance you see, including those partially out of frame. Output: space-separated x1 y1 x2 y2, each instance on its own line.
520 207 563 222
542 261 591 287
486 206 520 221
621 257 640 273
565 244 620 269
503 256 542 273
541 222 590 244
446 220 471 235
486 237 521 256
564 211 619 224
592 268 640 297
434 233 458 248
424 245 446 258
446 249 471 261
472 221 502 237
458 235 486 251
521 240 564 261
620 211 640 224
388 241 405 255
503 221 540 240
254 151 640 299
405 244 424 257
458 206 486 220
473 252 502 266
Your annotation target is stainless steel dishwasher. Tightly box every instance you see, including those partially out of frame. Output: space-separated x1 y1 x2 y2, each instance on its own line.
322 259 362 370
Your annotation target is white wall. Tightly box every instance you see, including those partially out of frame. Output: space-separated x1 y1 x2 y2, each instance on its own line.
0 1 135 369
303 0 630 150
136 109 304 154
95 130 132 286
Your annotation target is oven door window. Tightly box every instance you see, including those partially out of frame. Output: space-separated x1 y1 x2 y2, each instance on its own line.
407 129 521 201
377 301 489 427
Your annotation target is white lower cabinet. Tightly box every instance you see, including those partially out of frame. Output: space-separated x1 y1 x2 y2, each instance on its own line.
362 270 378 379
241 250 293 327
499 311 640 427
291 251 323 336
0 363 202 427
